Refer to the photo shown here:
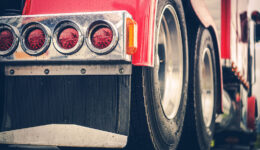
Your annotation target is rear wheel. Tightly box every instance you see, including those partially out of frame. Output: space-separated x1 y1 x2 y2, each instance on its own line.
178 26 217 150
127 0 188 149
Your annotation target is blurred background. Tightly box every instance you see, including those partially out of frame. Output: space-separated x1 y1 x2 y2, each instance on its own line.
204 0 260 149
254 42 260 148
249 0 260 148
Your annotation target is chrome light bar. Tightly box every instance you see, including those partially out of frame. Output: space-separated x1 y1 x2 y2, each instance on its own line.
0 11 132 63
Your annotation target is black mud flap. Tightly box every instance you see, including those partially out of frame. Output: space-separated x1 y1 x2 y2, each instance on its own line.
0 74 131 136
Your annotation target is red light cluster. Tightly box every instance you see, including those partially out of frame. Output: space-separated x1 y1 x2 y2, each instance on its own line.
0 21 117 56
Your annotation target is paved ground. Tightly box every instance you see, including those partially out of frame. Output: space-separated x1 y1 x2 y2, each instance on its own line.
1 145 258 150
213 145 256 150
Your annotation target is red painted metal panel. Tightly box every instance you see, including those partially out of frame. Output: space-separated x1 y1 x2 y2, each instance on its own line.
220 0 231 59
22 0 157 66
247 96 256 130
22 0 31 15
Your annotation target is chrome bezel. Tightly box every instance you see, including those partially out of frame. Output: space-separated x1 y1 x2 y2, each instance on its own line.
0 11 131 62
0 24 19 56
86 20 119 55
53 21 83 55
21 22 51 56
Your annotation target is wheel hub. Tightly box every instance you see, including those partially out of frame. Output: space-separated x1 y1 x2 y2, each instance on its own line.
157 5 183 119
200 48 214 127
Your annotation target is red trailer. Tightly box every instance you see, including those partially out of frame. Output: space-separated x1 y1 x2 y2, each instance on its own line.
0 0 258 150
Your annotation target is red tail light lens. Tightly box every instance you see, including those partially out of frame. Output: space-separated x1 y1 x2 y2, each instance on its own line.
53 21 83 55
25 28 46 50
86 21 118 55
58 27 79 49
21 23 50 56
0 29 14 51
90 25 113 49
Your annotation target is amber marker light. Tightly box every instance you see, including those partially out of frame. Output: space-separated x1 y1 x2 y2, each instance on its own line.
126 18 137 55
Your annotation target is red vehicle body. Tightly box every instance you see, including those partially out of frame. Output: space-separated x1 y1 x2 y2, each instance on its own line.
0 0 258 149
23 0 158 67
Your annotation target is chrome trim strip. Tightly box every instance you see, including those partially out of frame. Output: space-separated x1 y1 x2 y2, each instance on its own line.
221 59 232 68
5 64 132 76
0 124 127 148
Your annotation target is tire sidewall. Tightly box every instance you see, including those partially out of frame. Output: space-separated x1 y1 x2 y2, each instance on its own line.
194 27 217 150
143 0 189 149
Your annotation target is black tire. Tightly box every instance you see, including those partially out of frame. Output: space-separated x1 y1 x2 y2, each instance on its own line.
178 26 217 150
127 0 188 150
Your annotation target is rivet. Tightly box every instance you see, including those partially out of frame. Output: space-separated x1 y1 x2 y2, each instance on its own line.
81 68 86 74
10 69 15 75
44 69 49 75
119 67 124 74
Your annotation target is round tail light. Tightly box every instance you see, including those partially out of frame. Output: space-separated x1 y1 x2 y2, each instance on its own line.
53 21 83 55
21 23 50 56
0 24 19 56
90 25 113 49
86 21 118 55
0 29 14 51
58 27 79 49
25 28 46 50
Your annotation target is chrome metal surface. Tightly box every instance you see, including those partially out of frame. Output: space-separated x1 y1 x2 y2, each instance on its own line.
0 11 131 62
86 20 119 55
0 124 127 148
5 64 131 76
21 22 51 56
157 5 184 119
0 24 19 56
240 84 249 131
200 48 214 127
53 21 84 55
221 59 232 68
215 90 234 128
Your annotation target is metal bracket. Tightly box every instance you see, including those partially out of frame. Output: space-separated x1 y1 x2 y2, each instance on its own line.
5 64 132 76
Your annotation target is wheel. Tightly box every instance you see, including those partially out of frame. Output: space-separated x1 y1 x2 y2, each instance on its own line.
178 26 217 150
127 0 188 150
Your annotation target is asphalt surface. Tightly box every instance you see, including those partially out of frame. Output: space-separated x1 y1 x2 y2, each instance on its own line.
213 145 256 150
1 145 258 150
